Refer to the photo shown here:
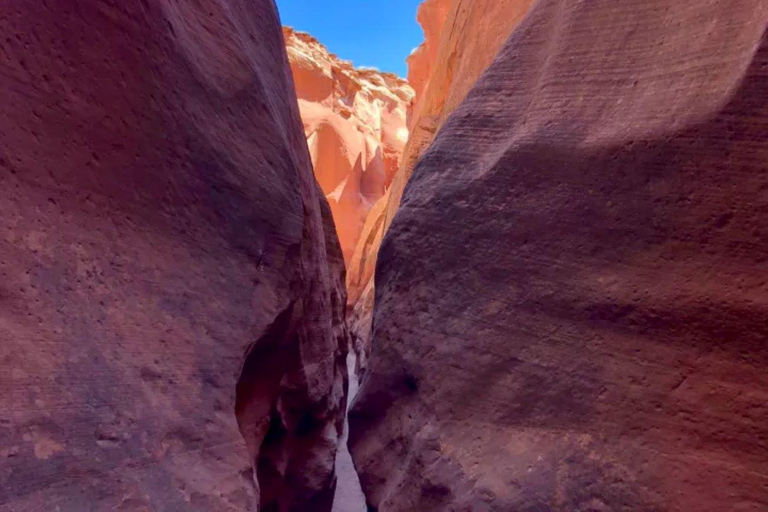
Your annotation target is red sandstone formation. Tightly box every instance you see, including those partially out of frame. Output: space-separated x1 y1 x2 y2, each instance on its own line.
283 27 414 265
405 0 451 102
0 1 347 511
350 0 768 509
346 0 535 369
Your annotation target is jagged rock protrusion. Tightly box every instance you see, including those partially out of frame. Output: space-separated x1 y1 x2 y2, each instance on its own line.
350 0 768 509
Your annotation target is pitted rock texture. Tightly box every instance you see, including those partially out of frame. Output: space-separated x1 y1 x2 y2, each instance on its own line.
350 0 768 510
346 0 534 367
283 27 414 265
0 1 347 511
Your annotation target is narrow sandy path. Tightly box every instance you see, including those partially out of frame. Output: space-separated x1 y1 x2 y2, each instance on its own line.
332 354 366 511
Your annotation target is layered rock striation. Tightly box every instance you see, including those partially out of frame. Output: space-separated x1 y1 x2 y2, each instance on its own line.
283 27 414 266
350 0 768 510
0 1 347 511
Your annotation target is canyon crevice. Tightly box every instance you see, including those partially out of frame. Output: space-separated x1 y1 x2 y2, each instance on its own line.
349 0 768 510
1 0 767 511
282 27 415 375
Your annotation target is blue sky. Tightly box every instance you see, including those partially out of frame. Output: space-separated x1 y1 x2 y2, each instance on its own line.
275 0 424 77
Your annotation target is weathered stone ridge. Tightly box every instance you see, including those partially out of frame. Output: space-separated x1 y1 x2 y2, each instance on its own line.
0 1 347 511
350 0 768 510
283 27 414 266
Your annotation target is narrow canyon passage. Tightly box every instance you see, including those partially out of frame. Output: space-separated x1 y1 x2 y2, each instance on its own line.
279 21 417 512
281 0 768 510
278 2 543 508
280 25 414 387
1 0 767 511
331 354 366 512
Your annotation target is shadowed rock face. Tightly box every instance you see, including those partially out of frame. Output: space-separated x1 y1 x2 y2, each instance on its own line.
350 0 768 510
346 0 535 373
0 1 347 511
283 27 414 266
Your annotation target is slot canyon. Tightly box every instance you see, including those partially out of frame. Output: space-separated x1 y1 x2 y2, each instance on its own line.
0 1 767 512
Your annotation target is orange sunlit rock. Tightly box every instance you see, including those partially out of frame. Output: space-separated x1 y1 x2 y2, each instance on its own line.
284 27 414 264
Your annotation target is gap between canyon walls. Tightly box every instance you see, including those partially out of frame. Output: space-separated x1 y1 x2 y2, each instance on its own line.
280 1 538 509
281 25 415 512
283 0 538 377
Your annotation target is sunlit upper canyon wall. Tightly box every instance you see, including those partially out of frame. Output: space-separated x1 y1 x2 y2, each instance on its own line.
283 27 414 264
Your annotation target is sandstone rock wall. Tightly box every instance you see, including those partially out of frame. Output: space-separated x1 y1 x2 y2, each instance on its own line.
349 0 768 509
346 0 535 369
283 27 414 265
405 0 451 103
0 1 347 511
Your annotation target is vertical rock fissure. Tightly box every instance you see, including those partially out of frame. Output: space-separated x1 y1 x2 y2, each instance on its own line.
280 23 417 512
235 289 345 511
235 302 296 509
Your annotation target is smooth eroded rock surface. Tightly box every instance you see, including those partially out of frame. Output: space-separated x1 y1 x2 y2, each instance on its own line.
0 1 347 511
284 27 414 265
350 0 768 509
